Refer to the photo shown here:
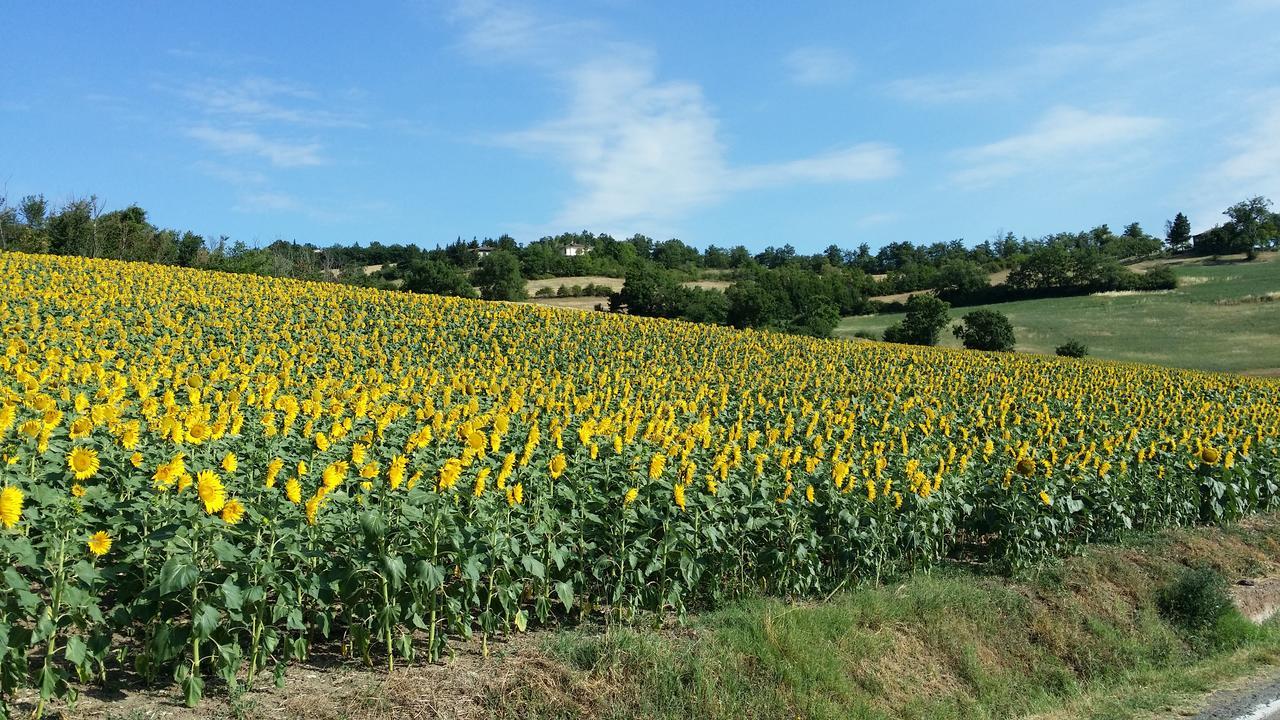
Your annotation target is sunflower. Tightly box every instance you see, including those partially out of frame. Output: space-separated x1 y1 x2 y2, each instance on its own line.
196 469 226 514
221 498 245 525
0 486 23 529
186 421 210 444
548 453 567 479
387 455 407 490
221 452 238 473
67 446 101 480
623 487 638 505
304 494 323 525
648 453 666 480
71 483 86 498
1200 446 1221 465
87 531 112 556
285 477 302 504
265 457 284 488
1015 457 1036 477
69 416 93 439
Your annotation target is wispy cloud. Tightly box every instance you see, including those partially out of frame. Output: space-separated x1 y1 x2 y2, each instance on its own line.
856 212 898 228
951 106 1164 188
454 2 898 233
179 76 364 128
784 47 856 86
447 0 602 65
1189 91 1280 230
888 42 1121 104
187 126 325 167
500 56 899 232
735 144 899 188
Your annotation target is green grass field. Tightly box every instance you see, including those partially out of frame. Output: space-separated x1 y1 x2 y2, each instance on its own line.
836 255 1280 374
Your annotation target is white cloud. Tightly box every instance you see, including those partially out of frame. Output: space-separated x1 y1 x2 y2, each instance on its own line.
856 212 898 228
951 106 1164 188
1189 92 1280 230
180 77 363 128
735 144 899 188
784 47 856 86
501 57 899 231
187 126 325 168
448 0 602 65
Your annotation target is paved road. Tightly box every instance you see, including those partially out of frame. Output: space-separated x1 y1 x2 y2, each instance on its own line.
1194 675 1280 720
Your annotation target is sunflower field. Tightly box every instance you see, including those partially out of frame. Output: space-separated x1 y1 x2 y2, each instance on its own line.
0 251 1277 712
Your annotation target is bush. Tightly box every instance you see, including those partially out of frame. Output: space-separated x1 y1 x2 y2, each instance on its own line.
1055 339 1088 358
883 294 951 346
853 330 879 340
953 309 1015 351
1157 567 1236 647
534 286 554 298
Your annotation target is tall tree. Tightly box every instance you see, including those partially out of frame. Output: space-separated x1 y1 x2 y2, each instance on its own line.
1165 212 1192 253
474 250 526 301
1223 196 1276 260
883 294 951 346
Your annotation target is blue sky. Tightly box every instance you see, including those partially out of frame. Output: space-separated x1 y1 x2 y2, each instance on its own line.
2 1 1279 253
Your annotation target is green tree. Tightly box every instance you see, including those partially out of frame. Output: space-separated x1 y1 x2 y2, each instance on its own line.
883 294 950 346
1055 339 1088 358
474 250 526 301
1165 212 1192 253
794 299 840 338
402 259 478 298
674 287 729 325
934 259 989 296
1223 196 1276 260
1008 245 1073 289
724 280 776 328
953 309 1015 351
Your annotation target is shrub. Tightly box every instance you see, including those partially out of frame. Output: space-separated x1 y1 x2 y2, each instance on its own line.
535 286 554 298
853 330 879 340
953 309 1015 351
1157 566 1233 645
1055 339 1088 358
883 294 951 346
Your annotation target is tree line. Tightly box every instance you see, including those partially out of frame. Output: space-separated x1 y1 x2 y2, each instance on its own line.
1 191 1275 338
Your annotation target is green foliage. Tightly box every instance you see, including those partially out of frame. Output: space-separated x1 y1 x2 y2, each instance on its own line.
953 309 1015 351
883 294 950 346
1166 212 1192 253
1055 339 1089 358
935 259 989 296
1156 568 1232 638
401 260 478 298
474 250 526 301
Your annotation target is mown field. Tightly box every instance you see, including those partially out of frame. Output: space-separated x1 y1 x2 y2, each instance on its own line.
838 255 1280 373
0 251 1278 714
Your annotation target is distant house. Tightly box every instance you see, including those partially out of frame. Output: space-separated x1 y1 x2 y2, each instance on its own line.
563 243 590 257
475 246 497 258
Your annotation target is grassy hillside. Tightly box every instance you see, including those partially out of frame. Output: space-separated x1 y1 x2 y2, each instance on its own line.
838 255 1280 373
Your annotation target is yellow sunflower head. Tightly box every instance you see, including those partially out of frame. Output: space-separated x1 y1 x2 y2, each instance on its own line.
87 530 112 556
67 446 101 480
221 498 245 525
